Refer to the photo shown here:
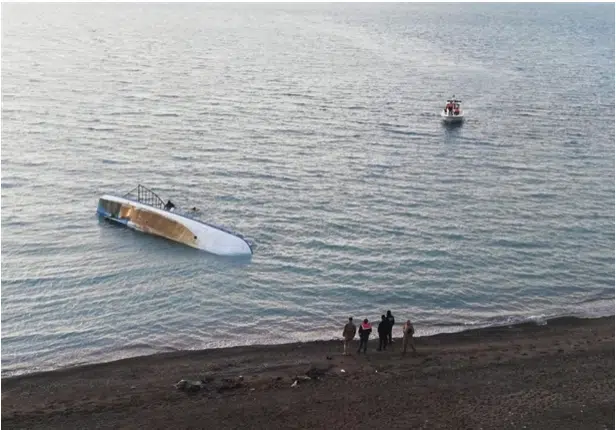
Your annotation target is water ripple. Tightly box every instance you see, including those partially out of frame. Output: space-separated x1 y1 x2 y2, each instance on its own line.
1 2 614 377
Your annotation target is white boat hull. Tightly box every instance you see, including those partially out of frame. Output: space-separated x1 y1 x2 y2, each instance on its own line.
97 194 253 257
441 110 465 123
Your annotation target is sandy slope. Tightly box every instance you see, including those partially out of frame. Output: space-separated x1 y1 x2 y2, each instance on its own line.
2 316 614 430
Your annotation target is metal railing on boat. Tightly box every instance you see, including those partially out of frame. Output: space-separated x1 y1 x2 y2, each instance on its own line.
123 185 166 209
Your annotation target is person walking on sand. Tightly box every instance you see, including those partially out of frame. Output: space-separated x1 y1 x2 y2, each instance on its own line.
357 318 372 354
402 319 416 355
342 317 357 356
378 315 389 351
386 310 395 345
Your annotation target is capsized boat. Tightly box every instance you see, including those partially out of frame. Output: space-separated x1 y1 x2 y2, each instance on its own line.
96 185 254 256
441 97 464 123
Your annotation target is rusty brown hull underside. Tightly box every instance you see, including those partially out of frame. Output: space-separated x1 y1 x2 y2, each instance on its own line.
98 197 197 247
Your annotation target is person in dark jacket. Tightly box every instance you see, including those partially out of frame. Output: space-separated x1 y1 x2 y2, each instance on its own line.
357 319 372 354
378 315 389 351
386 310 395 345
164 199 176 211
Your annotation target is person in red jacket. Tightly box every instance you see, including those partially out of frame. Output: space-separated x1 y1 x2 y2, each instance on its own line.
357 319 372 354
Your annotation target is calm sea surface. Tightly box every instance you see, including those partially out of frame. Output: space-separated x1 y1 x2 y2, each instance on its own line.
2 3 614 377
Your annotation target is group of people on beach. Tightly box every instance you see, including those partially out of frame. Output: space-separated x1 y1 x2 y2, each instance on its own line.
342 310 416 356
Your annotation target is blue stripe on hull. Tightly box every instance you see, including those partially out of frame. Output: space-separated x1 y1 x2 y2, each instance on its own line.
96 209 129 226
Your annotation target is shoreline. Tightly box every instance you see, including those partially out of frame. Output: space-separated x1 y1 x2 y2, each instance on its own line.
3 312 613 380
2 314 614 429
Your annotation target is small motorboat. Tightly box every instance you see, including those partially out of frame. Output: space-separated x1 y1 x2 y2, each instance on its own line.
96 185 254 256
441 97 465 123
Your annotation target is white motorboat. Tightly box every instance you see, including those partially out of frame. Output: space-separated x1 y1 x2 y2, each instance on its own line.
96 185 254 256
441 97 465 123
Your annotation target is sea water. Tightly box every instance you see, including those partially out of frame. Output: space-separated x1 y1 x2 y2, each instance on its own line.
2 3 614 376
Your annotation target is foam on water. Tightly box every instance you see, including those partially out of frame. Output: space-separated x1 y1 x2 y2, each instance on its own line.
1 3 614 377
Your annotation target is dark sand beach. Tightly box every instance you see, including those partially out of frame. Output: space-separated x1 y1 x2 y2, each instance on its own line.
2 316 614 430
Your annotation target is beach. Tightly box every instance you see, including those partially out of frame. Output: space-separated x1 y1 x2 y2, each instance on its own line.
2 315 614 429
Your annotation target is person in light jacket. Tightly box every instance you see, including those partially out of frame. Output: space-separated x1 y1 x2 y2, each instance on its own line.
342 317 357 356
402 319 416 355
